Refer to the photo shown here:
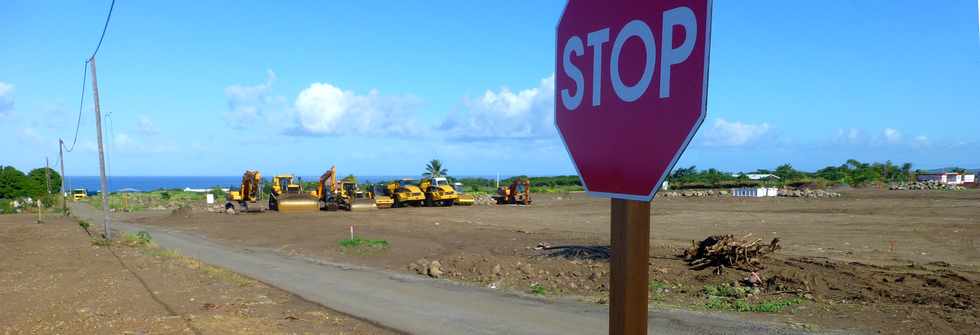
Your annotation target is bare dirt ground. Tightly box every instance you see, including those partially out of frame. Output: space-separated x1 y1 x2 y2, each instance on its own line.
0 214 396 335
127 189 980 334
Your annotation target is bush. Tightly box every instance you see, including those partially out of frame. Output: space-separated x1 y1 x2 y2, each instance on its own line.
0 199 14 214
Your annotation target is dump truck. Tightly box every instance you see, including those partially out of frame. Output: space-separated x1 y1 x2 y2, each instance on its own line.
225 170 264 213
452 182 475 206
387 178 425 208
493 178 532 205
419 177 458 207
269 174 319 213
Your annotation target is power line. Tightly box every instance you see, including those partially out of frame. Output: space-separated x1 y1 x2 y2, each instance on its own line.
89 0 117 61
63 62 88 153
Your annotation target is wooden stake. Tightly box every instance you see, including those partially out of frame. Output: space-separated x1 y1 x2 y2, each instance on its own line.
609 198 650 335
59 139 66 215
90 56 112 240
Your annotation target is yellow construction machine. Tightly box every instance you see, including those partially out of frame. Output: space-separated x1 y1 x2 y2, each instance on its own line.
419 177 458 207
452 182 475 206
367 183 394 208
312 167 385 211
225 170 264 213
493 178 532 205
386 178 425 208
71 188 89 201
269 174 319 213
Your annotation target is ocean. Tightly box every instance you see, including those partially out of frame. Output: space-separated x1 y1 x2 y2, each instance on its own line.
64 175 502 193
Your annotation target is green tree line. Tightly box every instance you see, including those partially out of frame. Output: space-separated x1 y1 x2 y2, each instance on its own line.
0 165 63 213
666 159 949 189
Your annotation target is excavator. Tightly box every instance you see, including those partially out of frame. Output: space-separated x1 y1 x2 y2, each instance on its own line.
311 166 387 211
225 170 264 213
386 178 425 208
419 177 458 207
269 174 320 213
493 178 532 205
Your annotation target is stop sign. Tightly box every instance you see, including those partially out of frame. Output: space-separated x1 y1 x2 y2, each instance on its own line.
555 0 712 201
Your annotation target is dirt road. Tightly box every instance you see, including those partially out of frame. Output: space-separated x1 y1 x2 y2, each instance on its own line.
71 202 827 335
0 213 392 334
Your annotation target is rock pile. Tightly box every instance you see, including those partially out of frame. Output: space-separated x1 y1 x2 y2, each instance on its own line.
471 194 497 205
778 189 841 198
889 181 965 191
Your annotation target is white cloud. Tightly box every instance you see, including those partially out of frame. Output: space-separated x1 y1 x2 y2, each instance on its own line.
224 70 284 129
136 115 159 135
439 75 556 140
0 82 14 117
289 82 421 136
883 128 902 144
112 132 177 154
701 118 771 147
17 127 44 145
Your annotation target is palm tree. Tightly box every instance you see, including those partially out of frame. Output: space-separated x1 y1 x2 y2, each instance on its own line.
423 159 447 178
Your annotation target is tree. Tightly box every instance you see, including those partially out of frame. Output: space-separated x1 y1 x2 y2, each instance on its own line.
0 166 31 199
27 167 61 197
774 164 804 181
423 159 447 178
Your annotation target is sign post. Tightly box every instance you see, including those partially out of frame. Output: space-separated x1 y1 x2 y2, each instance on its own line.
555 1 712 333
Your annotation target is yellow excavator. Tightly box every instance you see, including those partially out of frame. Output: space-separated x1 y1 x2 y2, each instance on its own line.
225 170 264 213
419 177 458 207
312 166 387 211
493 178 532 205
269 174 319 213
386 178 425 208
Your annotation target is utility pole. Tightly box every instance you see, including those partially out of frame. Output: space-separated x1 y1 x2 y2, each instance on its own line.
59 139 66 216
90 56 111 240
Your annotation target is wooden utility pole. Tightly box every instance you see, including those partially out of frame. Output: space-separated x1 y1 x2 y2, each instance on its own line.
58 139 66 215
609 199 650 335
90 56 111 240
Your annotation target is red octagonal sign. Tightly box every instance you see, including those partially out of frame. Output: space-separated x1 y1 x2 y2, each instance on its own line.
555 0 712 201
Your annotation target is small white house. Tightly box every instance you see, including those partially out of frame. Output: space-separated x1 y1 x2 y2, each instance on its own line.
917 173 972 185
731 187 778 197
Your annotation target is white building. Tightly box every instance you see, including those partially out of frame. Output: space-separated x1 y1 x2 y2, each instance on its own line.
917 173 976 185
731 187 778 197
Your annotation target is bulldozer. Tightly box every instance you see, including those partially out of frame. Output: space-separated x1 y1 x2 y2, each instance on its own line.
418 177 458 207
452 182 475 206
493 178 532 205
312 167 386 211
269 174 319 213
386 178 425 208
225 170 264 213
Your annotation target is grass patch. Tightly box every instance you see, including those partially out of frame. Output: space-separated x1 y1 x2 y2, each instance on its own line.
121 231 153 247
649 280 670 301
529 283 548 295
91 238 111 247
339 237 390 249
702 283 803 313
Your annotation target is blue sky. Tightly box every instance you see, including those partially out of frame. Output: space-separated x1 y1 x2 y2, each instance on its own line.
2 1 978 177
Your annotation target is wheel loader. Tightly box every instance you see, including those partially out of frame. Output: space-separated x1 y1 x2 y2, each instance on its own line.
367 183 394 209
268 174 319 213
419 177 458 207
225 170 265 213
493 178 532 205
386 178 425 208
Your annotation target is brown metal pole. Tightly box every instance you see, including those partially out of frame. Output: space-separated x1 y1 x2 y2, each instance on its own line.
609 198 650 335
90 56 112 240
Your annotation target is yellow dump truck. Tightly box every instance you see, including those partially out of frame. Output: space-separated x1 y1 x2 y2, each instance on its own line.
387 178 425 208
419 177 458 207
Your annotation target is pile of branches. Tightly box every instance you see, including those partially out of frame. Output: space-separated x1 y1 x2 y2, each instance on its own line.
683 234 780 271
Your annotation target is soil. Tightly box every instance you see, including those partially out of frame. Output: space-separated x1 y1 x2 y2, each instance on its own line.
0 214 396 335
126 188 980 334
